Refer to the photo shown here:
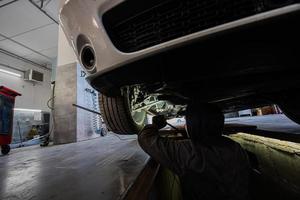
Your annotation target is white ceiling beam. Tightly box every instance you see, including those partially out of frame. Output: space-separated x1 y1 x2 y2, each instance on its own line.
0 48 51 71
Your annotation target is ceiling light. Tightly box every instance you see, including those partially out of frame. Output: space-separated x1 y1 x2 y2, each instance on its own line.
14 108 42 112
0 69 22 77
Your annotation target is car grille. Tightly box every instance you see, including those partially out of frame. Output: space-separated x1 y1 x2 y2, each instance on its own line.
103 0 297 52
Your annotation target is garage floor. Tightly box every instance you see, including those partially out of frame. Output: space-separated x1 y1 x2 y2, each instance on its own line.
1 114 299 200
0 135 149 200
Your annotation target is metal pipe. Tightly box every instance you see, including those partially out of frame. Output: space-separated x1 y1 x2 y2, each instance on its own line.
72 104 102 116
0 62 25 73
0 0 20 9
28 0 58 24
166 122 180 131
0 48 51 71
132 100 164 112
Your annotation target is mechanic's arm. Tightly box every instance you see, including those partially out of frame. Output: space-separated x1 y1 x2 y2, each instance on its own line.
138 117 200 176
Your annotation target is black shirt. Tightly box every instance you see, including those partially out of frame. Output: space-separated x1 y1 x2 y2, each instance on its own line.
138 125 250 200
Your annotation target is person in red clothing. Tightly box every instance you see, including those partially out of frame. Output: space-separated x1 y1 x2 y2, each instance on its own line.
138 102 250 200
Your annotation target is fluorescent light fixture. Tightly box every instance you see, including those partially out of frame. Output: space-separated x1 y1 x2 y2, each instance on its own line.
0 69 22 77
14 108 42 112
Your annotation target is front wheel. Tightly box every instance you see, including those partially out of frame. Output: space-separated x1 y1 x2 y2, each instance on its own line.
99 89 147 134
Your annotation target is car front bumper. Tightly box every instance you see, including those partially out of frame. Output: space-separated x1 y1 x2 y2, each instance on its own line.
60 0 300 84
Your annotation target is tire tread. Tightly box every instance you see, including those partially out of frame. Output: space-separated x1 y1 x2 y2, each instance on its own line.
99 93 144 134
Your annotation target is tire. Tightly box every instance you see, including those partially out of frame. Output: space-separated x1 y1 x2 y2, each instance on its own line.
1 145 10 155
99 91 147 134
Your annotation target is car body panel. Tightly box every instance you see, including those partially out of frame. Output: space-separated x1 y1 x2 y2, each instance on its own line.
60 0 300 84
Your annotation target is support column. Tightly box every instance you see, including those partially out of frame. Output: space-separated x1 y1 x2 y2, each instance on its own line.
54 25 102 144
53 25 78 144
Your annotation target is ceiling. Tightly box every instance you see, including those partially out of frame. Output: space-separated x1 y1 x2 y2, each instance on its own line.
0 0 59 70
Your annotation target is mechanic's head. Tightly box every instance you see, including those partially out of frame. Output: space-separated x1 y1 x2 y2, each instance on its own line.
185 102 224 141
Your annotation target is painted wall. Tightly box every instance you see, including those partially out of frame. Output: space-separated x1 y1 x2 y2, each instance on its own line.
0 52 52 111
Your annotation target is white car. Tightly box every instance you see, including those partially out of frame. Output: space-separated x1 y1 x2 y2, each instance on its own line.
60 0 300 134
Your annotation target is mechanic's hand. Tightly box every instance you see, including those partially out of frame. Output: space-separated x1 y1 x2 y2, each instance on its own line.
152 115 167 129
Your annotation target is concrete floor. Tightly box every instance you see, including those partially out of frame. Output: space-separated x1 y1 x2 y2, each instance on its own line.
1 114 299 200
0 134 149 200
226 114 300 134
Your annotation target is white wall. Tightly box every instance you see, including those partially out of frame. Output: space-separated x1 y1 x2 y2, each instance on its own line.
0 53 52 111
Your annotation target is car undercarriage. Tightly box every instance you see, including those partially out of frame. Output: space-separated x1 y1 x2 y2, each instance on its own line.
60 0 300 134
92 11 300 134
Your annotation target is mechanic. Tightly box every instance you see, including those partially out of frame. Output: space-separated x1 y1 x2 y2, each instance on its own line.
138 102 251 200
